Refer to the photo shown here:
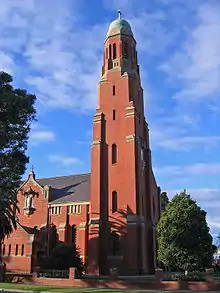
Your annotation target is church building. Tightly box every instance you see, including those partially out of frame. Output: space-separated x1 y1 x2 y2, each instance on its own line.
2 12 161 276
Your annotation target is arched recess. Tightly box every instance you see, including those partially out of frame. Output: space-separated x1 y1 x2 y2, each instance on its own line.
113 43 117 59
112 190 118 213
112 144 117 164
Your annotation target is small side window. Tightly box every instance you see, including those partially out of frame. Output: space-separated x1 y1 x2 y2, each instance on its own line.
113 110 116 120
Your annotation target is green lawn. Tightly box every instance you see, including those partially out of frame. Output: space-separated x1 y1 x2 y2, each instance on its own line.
0 283 156 293
0 283 218 293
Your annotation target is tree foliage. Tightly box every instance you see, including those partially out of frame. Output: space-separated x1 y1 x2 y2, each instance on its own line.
157 190 213 272
0 71 36 240
40 243 84 275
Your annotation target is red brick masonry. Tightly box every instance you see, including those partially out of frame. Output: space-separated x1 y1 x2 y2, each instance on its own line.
7 267 220 291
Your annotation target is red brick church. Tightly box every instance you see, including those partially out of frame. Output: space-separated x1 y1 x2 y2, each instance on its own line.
2 12 161 276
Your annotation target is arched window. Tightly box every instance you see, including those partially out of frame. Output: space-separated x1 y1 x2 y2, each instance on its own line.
113 85 115 96
109 44 112 59
106 47 108 59
123 42 128 59
21 244 24 256
111 232 121 255
112 144 117 164
15 244 18 256
113 43 117 59
112 191 118 213
72 225 77 248
8 244 11 256
113 109 116 120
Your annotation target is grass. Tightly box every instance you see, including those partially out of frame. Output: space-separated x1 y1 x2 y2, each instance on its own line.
0 283 217 293
0 283 157 293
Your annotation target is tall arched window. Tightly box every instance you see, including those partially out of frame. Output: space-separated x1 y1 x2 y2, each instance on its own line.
112 144 117 164
112 191 118 213
109 44 112 59
113 43 117 59
8 244 11 256
106 47 108 59
113 85 115 96
15 244 18 256
21 244 24 256
72 225 77 248
123 42 128 59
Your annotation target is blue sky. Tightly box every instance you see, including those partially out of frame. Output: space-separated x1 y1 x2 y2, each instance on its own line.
1 0 220 239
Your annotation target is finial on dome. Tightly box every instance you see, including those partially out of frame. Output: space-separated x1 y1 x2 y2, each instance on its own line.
118 9 122 19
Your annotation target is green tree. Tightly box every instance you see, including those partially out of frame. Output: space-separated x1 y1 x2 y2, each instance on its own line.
157 190 213 272
40 243 84 276
0 71 36 244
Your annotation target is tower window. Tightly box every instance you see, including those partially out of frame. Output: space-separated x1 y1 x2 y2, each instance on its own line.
109 44 112 59
113 110 116 120
113 43 117 59
21 244 24 256
15 244 18 256
123 42 128 59
112 191 118 213
106 47 108 59
112 144 117 164
113 85 115 96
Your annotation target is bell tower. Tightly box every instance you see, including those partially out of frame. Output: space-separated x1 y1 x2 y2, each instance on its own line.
88 11 160 275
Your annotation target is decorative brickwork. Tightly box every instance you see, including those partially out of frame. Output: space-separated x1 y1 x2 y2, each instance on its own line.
1 13 160 276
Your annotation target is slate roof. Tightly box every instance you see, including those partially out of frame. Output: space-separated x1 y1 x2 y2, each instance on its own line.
36 173 90 204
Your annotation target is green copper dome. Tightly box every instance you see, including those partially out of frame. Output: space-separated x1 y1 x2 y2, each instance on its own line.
107 11 133 37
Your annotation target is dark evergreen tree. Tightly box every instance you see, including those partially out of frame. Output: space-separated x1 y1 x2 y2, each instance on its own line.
157 190 213 272
0 71 36 245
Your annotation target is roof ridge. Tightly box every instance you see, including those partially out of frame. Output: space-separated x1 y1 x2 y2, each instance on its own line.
37 173 90 181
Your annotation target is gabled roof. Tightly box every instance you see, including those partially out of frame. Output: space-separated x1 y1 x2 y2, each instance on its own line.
36 173 90 204
17 222 37 235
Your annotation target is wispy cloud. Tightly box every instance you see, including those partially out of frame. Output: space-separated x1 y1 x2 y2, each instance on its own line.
0 0 107 111
30 131 55 144
29 123 55 145
159 2 220 101
152 133 220 151
155 163 220 176
49 155 82 167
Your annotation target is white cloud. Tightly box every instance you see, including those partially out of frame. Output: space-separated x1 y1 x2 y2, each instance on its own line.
0 51 15 74
0 0 107 111
159 2 220 101
155 163 220 176
30 131 55 143
29 123 55 145
49 155 82 167
154 134 220 151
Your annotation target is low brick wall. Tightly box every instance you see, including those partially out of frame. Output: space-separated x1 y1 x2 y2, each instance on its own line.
6 267 220 291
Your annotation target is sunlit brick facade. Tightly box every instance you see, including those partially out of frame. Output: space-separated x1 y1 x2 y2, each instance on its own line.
1 13 161 276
